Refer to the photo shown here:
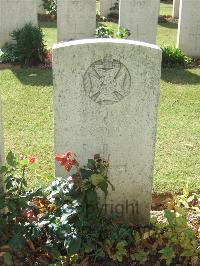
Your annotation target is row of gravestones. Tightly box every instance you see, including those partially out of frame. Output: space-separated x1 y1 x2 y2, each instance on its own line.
0 0 200 56
0 0 199 223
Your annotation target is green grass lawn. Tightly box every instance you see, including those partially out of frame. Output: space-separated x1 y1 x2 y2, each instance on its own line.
1 67 199 193
157 22 177 47
159 2 173 16
39 21 57 49
0 69 54 188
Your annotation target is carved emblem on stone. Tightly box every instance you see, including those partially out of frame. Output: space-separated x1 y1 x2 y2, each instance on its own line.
83 57 131 105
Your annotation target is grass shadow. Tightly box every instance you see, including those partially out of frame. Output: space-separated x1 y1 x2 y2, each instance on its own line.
160 0 172 4
39 21 57 29
161 68 200 85
158 22 178 29
12 68 53 87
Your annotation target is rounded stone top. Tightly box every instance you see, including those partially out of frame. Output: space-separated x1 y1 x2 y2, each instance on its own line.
53 38 161 51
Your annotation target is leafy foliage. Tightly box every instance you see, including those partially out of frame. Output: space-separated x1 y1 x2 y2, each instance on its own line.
0 152 42 245
161 46 193 68
0 151 199 265
107 0 119 22
0 43 18 64
96 24 130 39
96 25 114 38
43 0 57 16
0 23 46 66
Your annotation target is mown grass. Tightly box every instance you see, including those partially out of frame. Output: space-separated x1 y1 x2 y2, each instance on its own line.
0 69 54 188
159 2 173 16
39 21 57 49
1 67 199 193
155 68 200 192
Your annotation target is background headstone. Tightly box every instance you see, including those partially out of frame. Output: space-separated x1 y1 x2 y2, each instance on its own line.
0 0 38 48
53 39 161 224
57 0 96 42
37 0 46 15
100 0 117 17
119 0 160 44
172 0 180 18
177 0 200 57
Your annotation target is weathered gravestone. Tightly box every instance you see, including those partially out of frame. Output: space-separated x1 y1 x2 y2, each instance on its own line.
172 0 180 18
100 0 118 17
119 0 160 44
177 0 200 57
57 0 96 42
0 0 38 48
53 39 161 224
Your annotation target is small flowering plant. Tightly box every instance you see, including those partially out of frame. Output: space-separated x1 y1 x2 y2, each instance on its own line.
0 151 42 229
0 150 113 255
0 151 199 265
43 151 114 256
55 151 113 195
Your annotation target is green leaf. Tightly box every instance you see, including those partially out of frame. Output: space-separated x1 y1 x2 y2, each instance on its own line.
86 190 97 204
164 209 176 226
19 159 28 166
183 228 195 241
6 151 17 167
87 159 95 169
131 249 148 262
3 252 13 266
0 165 8 174
133 231 141 244
9 233 25 251
91 174 104 186
116 240 127 250
6 179 13 190
68 237 81 255
159 246 174 265
80 168 92 179
98 180 108 195
29 162 39 171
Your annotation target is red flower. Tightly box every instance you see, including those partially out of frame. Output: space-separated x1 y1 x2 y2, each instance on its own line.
28 155 37 164
55 151 77 172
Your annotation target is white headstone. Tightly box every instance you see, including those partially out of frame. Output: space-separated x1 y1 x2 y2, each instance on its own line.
37 0 46 15
0 0 38 48
177 0 200 57
119 0 160 44
53 39 161 224
172 0 180 18
57 0 96 42
100 0 117 17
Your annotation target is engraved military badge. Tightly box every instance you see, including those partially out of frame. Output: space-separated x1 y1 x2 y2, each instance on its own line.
83 57 131 105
